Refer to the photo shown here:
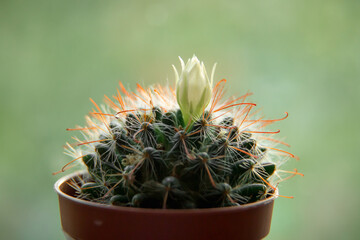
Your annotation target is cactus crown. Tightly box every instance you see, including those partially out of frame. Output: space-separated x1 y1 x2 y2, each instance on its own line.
58 56 301 209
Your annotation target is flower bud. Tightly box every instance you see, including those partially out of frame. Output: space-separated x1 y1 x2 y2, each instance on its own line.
173 55 216 124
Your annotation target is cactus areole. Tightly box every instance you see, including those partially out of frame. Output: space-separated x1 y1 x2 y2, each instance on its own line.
55 55 301 238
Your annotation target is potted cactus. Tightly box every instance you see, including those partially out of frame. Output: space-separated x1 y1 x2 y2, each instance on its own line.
54 55 301 240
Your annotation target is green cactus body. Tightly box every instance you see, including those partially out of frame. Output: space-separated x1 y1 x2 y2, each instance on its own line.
60 57 301 209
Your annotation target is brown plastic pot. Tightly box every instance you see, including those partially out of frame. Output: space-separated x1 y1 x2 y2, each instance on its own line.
55 171 277 240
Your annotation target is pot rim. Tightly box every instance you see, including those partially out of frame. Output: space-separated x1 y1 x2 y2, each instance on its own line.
55 170 278 214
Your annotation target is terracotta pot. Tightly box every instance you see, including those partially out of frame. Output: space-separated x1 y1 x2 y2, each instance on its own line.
55 172 277 240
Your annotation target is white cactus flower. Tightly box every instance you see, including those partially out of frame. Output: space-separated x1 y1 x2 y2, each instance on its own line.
174 55 216 124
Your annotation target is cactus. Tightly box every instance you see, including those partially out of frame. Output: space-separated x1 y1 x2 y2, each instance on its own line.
58 55 302 209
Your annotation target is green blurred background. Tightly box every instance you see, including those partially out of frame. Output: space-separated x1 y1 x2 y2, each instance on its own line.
1 0 359 239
